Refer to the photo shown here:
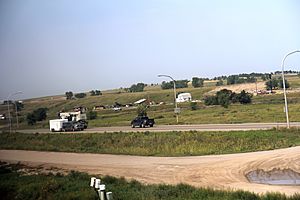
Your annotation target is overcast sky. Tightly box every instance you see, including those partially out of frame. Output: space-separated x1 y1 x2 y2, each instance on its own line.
0 0 299 99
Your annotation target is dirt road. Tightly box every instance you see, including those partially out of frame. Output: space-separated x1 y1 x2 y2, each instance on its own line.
1 147 300 195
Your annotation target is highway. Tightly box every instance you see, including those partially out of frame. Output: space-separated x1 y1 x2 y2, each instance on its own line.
14 122 300 133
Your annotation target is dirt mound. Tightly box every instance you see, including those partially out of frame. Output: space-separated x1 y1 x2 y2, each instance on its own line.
209 82 266 94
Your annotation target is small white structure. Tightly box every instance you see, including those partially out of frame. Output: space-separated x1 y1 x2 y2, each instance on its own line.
134 98 147 104
176 93 192 103
49 119 68 132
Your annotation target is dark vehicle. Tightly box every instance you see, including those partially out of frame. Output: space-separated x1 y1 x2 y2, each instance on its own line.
62 122 74 131
131 116 155 128
77 120 88 129
73 122 85 131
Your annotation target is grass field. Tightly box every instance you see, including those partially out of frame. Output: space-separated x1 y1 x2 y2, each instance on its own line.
1 74 300 129
1 163 299 200
1 129 300 156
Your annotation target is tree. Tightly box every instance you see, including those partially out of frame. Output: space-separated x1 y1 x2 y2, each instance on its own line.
190 102 198 110
278 78 290 89
26 107 47 125
65 91 73 100
192 77 204 88
204 96 218 106
129 83 145 92
204 89 252 108
90 90 96 96
13 101 24 112
90 90 102 96
238 90 252 104
33 107 48 121
265 79 278 91
87 111 97 120
74 93 86 98
161 80 189 90
137 104 147 116
95 90 102 95
216 89 232 108
216 80 223 86
26 113 36 125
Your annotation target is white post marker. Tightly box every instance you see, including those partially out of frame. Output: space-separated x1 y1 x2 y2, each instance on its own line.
95 179 101 189
106 192 113 200
90 177 96 187
99 184 106 200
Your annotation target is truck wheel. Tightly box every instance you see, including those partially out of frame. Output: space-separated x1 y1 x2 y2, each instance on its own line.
150 124 153 127
131 124 135 128
51 128 55 132
142 123 145 128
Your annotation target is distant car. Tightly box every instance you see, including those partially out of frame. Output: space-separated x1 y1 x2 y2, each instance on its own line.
77 120 88 129
131 116 155 128
113 107 122 111
73 122 84 131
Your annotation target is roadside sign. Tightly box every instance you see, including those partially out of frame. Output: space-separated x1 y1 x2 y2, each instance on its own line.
174 108 181 114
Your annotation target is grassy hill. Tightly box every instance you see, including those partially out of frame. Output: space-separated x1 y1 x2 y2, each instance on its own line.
1 74 300 129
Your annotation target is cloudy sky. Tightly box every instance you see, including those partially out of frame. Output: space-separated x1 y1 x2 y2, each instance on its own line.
0 0 299 99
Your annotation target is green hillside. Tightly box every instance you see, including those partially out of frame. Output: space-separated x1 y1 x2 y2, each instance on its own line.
1 74 300 130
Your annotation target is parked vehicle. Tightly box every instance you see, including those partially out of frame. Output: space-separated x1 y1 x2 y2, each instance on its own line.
131 116 155 128
0 114 6 120
113 107 122 111
77 120 88 129
73 122 85 131
49 119 68 132
62 121 74 132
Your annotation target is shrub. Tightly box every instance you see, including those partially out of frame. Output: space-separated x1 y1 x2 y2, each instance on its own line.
192 77 204 88
26 108 48 125
65 91 73 100
74 93 86 98
137 104 147 116
26 113 36 125
87 111 97 120
190 102 198 110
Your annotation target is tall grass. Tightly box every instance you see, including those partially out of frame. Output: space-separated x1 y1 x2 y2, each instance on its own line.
1 129 300 156
0 163 299 200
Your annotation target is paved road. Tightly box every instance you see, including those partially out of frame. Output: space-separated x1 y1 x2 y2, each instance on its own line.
13 122 300 134
1 147 299 195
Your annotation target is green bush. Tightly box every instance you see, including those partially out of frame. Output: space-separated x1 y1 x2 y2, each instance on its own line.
0 164 299 200
74 93 86 98
190 102 198 110
87 111 97 120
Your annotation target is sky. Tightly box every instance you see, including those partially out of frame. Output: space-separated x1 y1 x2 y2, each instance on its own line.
0 0 300 99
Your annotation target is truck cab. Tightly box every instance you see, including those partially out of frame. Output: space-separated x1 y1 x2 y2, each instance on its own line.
131 116 155 128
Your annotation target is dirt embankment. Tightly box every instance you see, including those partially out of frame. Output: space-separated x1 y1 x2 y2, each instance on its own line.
209 82 266 94
0 147 300 196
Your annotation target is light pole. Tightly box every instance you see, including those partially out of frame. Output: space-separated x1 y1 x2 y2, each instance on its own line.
7 91 23 133
281 50 300 129
158 74 179 123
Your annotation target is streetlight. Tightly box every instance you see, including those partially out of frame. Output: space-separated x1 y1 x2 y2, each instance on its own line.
7 91 23 133
281 50 300 129
158 74 179 123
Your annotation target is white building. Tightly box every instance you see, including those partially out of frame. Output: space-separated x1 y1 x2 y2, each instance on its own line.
176 93 192 103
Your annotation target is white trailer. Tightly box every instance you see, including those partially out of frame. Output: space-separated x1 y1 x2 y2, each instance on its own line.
176 93 192 103
49 119 68 132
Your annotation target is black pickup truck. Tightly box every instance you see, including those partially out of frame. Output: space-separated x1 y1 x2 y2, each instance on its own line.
131 116 155 128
